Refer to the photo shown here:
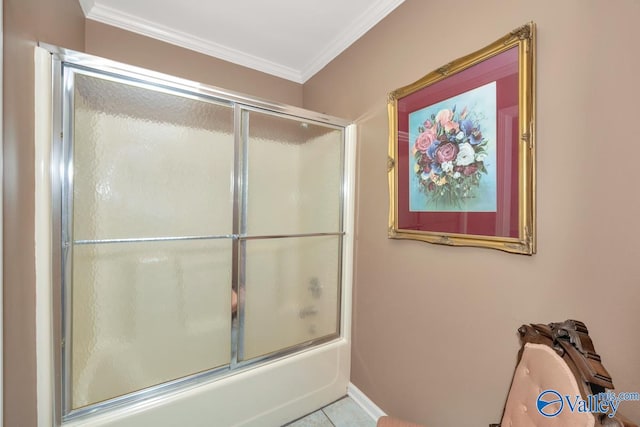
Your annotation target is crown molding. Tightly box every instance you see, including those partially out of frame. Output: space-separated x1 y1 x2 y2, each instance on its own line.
300 0 405 82
78 0 96 16
82 0 405 84
86 3 305 83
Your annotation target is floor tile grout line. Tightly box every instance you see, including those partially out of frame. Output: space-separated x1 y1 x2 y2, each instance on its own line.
282 395 373 426
320 407 337 427
281 407 336 426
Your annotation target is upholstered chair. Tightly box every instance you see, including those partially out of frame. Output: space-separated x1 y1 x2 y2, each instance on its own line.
376 320 638 427
498 320 637 427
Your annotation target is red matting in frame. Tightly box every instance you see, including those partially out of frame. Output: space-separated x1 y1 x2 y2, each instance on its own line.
396 47 519 238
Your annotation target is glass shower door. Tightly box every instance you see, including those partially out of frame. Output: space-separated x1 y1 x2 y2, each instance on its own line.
240 110 344 361
68 72 235 410
51 48 352 424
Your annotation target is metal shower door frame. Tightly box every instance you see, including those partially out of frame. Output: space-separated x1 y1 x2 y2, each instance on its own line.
46 44 351 424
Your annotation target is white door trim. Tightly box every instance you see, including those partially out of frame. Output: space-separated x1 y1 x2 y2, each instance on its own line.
1 0 4 423
34 46 55 427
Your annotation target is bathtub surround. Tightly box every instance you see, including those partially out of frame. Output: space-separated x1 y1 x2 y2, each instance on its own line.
33 45 356 425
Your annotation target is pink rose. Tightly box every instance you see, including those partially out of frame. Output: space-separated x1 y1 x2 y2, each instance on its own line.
436 109 454 124
414 130 437 152
435 109 459 133
435 142 459 164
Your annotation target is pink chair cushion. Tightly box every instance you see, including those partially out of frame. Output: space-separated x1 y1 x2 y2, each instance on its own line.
500 343 595 427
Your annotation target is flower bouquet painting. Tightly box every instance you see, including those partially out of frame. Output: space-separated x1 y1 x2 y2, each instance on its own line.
408 81 497 212
388 23 535 254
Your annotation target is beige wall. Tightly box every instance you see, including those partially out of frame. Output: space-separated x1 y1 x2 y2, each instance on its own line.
3 0 85 424
304 0 640 425
84 21 303 107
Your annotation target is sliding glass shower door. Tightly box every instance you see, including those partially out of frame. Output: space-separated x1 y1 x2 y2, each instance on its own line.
241 110 343 361
68 73 236 410
58 64 347 420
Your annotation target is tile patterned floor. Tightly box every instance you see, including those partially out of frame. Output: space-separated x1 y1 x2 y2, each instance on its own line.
283 396 377 427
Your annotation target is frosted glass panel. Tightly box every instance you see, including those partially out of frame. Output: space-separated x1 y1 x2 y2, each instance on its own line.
73 74 234 240
242 236 340 360
246 112 343 235
71 239 233 409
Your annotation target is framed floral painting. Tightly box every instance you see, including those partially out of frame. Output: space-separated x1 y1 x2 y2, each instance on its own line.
388 23 536 254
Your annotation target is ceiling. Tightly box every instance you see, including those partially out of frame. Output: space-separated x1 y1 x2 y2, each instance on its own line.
78 0 405 84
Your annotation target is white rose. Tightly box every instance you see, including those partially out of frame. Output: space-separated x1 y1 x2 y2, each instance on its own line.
455 142 475 166
476 153 487 162
441 161 454 173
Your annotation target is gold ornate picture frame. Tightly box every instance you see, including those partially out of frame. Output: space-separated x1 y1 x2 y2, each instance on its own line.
388 23 535 255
